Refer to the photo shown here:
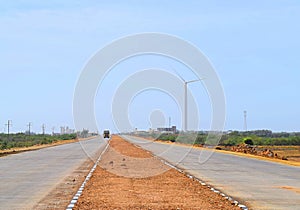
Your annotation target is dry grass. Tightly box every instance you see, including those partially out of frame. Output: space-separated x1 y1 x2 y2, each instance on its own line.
258 146 300 162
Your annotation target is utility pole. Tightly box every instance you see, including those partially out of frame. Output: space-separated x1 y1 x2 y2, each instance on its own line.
27 122 32 136
52 127 55 135
42 124 45 135
5 120 12 140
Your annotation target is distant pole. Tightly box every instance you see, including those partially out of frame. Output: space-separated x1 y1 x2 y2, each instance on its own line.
52 127 55 135
244 111 247 131
42 124 45 135
5 120 12 140
169 117 171 129
27 122 32 136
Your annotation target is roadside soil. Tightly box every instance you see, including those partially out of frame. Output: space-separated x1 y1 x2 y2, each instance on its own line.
217 145 300 166
259 145 300 162
74 136 240 210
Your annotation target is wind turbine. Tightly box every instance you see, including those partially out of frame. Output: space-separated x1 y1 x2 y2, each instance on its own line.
171 67 205 132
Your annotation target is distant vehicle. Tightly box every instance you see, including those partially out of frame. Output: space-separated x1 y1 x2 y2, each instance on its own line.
103 130 110 138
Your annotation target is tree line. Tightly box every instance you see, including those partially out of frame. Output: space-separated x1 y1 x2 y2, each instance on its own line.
134 130 300 146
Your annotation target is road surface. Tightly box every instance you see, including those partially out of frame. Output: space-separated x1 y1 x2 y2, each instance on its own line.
0 137 106 210
124 135 300 210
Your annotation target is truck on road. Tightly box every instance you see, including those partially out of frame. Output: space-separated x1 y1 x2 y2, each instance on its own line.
103 130 110 138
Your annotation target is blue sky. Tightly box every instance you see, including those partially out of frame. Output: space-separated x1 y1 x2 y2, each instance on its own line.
0 0 299 133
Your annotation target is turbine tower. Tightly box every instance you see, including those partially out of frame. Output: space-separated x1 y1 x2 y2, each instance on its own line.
244 110 247 131
170 67 204 131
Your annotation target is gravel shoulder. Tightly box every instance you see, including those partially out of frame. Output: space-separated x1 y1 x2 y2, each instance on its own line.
74 136 240 210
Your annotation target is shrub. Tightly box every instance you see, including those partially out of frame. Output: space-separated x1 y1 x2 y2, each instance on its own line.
244 138 254 145
1 141 8 150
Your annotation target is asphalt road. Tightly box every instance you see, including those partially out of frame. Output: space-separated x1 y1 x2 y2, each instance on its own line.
124 135 300 210
0 137 106 210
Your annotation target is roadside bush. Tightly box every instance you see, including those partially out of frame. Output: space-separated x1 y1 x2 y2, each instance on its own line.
1 141 8 150
195 135 206 145
244 138 254 145
169 135 176 142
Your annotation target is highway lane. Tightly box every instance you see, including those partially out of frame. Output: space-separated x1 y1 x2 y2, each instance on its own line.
124 135 300 210
0 137 107 210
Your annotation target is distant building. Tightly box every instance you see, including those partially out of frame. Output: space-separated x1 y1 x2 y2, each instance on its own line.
60 126 75 134
60 126 65 134
157 126 177 134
